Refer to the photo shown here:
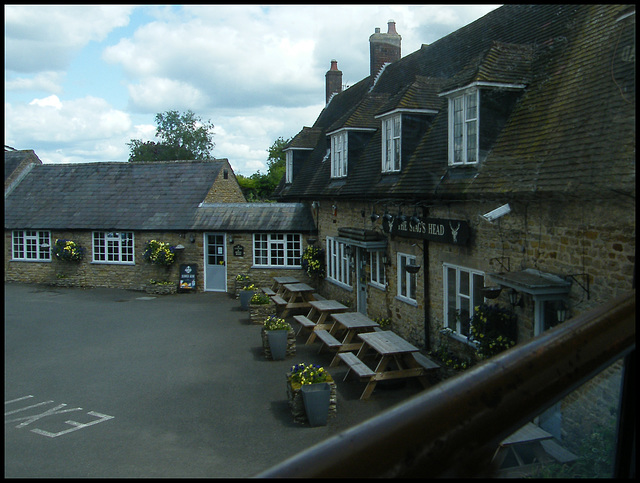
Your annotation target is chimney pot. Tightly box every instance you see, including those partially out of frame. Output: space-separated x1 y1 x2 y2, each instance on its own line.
375 27 381 33
387 20 397 35
325 59 342 104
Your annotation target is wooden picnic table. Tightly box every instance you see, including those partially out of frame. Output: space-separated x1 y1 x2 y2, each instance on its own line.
492 422 556 475
322 312 379 366
271 276 300 295
339 330 438 400
277 282 316 317
301 300 349 344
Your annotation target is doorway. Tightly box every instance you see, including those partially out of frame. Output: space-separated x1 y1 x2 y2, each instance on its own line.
204 233 227 291
356 247 368 314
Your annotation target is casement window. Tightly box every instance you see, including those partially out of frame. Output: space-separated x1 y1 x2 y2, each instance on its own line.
285 150 293 184
326 237 351 287
369 251 386 289
443 263 485 338
253 233 302 268
397 253 417 303
448 88 479 165
382 114 401 172
330 131 348 178
12 230 51 261
93 231 134 264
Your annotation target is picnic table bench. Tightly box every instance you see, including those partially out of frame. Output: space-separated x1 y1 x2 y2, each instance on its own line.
338 330 439 400
295 300 349 343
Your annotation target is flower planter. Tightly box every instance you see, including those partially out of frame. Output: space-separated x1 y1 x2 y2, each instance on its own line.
239 290 256 310
266 330 289 360
261 327 295 359
286 376 337 425
145 283 177 295
301 382 331 426
249 301 275 325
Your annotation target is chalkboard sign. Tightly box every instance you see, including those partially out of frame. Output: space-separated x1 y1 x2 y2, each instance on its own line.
233 244 244 257
179 264 197 292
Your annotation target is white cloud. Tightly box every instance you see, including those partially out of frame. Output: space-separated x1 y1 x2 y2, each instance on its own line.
5 71 64 94
4 5 134 73
127 77 210 112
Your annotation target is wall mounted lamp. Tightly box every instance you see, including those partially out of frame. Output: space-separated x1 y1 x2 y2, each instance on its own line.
189 234 196 243
307 237 317 246
383 212 393 222
557 300 568 323
371 212 380 223
509 288 523 307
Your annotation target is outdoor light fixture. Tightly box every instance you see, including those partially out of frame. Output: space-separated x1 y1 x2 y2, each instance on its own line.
383 212 393 222
481 203 511 222
189 235 196 243
397 208 407 223
509 288 523 307
557 300 568 323
371 212 380 222
307 237 317 246
410 209 421 227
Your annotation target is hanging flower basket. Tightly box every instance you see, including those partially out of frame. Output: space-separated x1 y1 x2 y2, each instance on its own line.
52 239 85 262
301 245 326 279
142 240 177 267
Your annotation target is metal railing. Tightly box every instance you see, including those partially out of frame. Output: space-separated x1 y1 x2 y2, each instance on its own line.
256 290 635 478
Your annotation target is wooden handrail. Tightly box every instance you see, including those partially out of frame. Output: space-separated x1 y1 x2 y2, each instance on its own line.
256 290 635 478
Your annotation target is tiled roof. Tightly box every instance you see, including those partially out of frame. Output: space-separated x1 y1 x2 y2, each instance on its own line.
5 160 224 230
276 4 635 203
192 203 316 233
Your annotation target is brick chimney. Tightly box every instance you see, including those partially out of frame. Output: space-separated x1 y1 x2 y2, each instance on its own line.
369 20 401 78
325 59 342 104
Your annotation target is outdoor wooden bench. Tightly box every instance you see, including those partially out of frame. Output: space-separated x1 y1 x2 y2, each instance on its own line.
262 287 276 296
312 293 326 301
293 315 316 336
411 352 441 372
338 352 376 379
314 329 342 350
271 295 288 307
540 440 578 464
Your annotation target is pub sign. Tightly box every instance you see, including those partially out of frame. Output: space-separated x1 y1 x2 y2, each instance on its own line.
383 216 470 245
179 264 197 292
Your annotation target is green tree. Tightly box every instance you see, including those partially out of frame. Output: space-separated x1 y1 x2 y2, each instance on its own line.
237 136 290 201
128 110 215 162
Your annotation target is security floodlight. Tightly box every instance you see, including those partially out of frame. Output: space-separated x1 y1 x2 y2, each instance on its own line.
481 203 511 222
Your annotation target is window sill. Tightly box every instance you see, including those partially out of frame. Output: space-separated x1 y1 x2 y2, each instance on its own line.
326 278 352 292
395 295 417 307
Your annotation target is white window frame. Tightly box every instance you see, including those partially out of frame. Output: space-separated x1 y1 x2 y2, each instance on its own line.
330 131 348 178
326 237 351 287
369 250 386 289
11 230 51 261
252 233 302 268
92 231 134 264
397 253 417 304
443 263 485 340
381 114 402 172
285 150 293 184
448 88 479 165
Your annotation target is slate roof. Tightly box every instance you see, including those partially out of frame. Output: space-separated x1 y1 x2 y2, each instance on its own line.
4 161 225 230
5 158 316 233
192 203 316 233
276 4 635 204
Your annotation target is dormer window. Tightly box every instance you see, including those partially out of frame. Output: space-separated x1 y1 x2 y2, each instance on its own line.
330 130 348 178
448 88 479 165
381 114 401 172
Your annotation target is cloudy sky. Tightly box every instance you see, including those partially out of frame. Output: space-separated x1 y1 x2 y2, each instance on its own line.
5 4 500 176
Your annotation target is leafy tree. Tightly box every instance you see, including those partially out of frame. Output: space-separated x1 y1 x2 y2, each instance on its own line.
237 136 290 201
128 110 215 162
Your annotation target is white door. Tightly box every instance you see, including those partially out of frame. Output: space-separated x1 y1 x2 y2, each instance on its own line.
204 233 227 292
